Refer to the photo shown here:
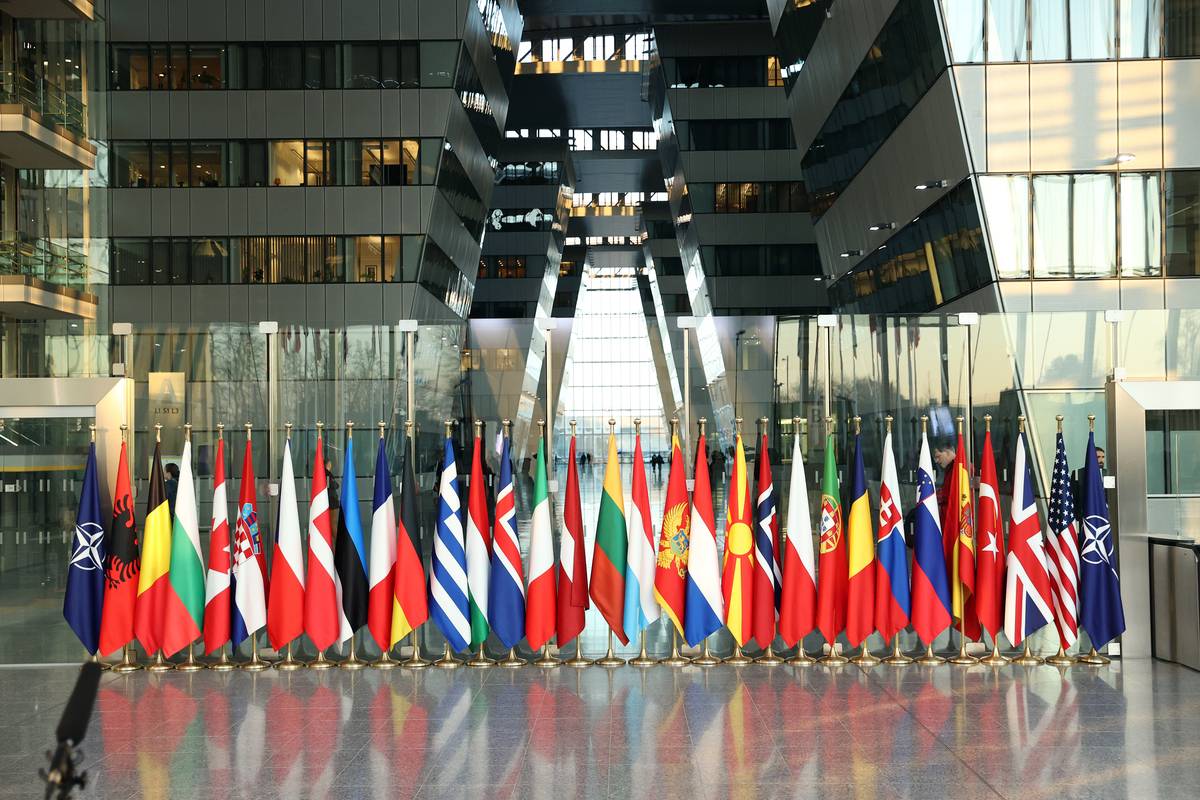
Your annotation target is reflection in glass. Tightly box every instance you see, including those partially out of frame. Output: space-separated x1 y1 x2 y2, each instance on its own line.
270 140 305 186
190 141 225 187
979 174 1031 278
942 0 985 62
1166 170 1200 276
112 141 151 187
1031 0 1069 60
188 46 225 89
1120 173 1161 276
1033 174 1115 277
1121 0 1163 58
987 0 1028 61
1069 0 1116 58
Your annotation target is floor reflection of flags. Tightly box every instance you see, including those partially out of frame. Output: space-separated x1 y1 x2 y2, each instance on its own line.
552 682 588 799
95 685 137 795
234 685 267 796
137 683 200 800
267 684 306 797
724 681 771 800
203 688 232 790
370 681 427 800
687 680 727 796
305 683 346 800
428 680 472 794
527 682 557 800
489 680 529 800
911 669 955 762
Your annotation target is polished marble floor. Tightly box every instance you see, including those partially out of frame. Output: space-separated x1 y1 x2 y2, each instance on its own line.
3 658 1198 800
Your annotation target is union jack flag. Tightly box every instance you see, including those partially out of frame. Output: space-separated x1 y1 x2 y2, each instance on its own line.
1003 432 1055 646
1045 431 1080 648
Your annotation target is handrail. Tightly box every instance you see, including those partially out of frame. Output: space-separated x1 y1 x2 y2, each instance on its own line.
0 72 88 138
0 238 90 292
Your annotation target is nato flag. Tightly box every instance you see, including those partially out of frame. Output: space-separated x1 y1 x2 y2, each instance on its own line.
1079 430 1125 649
64 443 106 654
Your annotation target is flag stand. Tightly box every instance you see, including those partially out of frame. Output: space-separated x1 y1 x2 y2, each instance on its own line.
240 635 270 671
498 646 524 668
1078 646 1109 666
307 649 335 670
534 644 559 668
882 635 913 666
369 645 398 670
466 644 494 668
111 643 142 673
434 642 461 669
564 641 593 668
979 634 1010 666
339 633 367 670
147 650 172 673
819 641 849 666
948 619 978 665
629 631 657 666
87 651 110 671
1010 641 1043 666
209 643 235 671
724 643 753 665
660 628 690 666
849 641 881 666
596 629 625 667
915 643 944 666
1045 645 1075 667
756 642 784 665
785 639 816 666
691 639 719 667
176 641 204 672
402 630 431 669
274 642 303 671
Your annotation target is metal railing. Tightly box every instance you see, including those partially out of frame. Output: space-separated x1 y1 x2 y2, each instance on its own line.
0 72 87 138
0 238 89 292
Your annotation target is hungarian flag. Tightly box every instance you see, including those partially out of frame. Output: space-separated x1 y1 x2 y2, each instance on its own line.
721 433 755 647
305 432 340 652
202 435 231 654
556 431 588 645
389 443 429 648
334 432 368 643
942 433 979 640
464 430 491 647
64 440 105 654
231 436 267 647
133 442 173 654
366 436 397 651
623 430 659 637
161 437 204 656
488 433 525 649
653 433 689 636
815 435 846 647
525 437 556 650
974 429 1005 642
844 432 875 648
778 430 816 648
873 428 910 642
683 431 722 646
591 429 628 644
267 436 305 651
751 432 780 651
911 430 952 645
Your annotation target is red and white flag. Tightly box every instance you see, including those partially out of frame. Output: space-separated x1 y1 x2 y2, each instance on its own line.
974 428 1006 642
267 435 305 650
202 436 231 654
556 431 588 645
778 431 816 647
304 433 340 652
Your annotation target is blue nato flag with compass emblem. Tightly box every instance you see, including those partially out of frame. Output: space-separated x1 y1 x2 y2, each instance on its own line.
64 441 106 654
1079 429 1126 649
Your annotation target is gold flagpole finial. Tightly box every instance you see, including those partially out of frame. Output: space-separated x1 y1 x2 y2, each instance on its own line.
758 416 768 437
1056 414 1064 433
244 422 252 441
404 419 414 433
1017 415 1026 434
670 415 678 436
735 417 743 437
473 418 483 436
1088 413 1096 432
884 414 893 433
853 415 861 435
920 414 928 434
184 422 192 442
443 419 454 437
315 420 324 436
285 422 293 441
217 421 224 440
346 420 355 440
608 418 616 430
503 418 512 436
378 420 386 439
955 414 964 434
634 418 641 435
537 418 545 435
569 419 577 436
155 423 162 443
698 417 707 437
984 414 992 432
89 423 96 443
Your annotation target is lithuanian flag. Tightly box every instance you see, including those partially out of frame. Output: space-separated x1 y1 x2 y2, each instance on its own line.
590 429 628 644
134 441 175 655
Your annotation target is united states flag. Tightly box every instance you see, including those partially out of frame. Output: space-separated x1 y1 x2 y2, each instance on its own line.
1045 431 1080 649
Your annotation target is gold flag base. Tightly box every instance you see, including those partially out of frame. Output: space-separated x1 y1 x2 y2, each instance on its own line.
402 637 431 669
756 644 785 665
368 648 398 670
433 643 461 669
146 651 173 673
338 638 367 671
629 632 657 667
849 644 881 666
239 643 270 672
1077 646 1110 666
498 647 525 668
275 642 305 671
564 641 593 667
882 636 914 666
948 650 978 665
111 644 142 674
978 640 1010 667
307 650 335 670
724 644 753 665
660 631 690 666
915 644 945 666
534 646 560 668
819 643 849 666
595 630 626 667
175 643 205 673
209 645 236 672
786 645 817 666
1044 646 1075 667
466 646 495 668
691 641 720 667
1010 642 1043 666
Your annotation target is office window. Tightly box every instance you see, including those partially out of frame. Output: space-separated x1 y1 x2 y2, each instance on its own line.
1120 173 1162 276
149 239 171 284
112 239 150 284
188 45 225 89
344 42 381 88
349 236 386 281
149 45 171 90
304 140 333 185
1069 0 1116 58
241 44 266 89
267 45 303 89
304 44 337 89
1165 0 1200 56
111 44 150 90
112 141 152 187
979 174 1031 278
1031 0 1069 59
169 142 189 187
421 41 458 87
190 238 230 283
269 140 306 186
381 42 419 87
942 0 985 63
1033 174 1116 277
987 0 1029 61
1122 0 1164 57
188 141 225 187
1166 170 1200 275
229 140 268 187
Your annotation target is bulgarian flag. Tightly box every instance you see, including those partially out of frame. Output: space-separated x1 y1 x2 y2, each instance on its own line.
525 437 556 650
133 440 174 655
160 437 204 656
591 428 628 644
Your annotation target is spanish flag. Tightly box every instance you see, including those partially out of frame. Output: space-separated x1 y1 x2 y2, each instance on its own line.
721 433 755 647
591 429 628 644
133 441 176 655
844 431 876 648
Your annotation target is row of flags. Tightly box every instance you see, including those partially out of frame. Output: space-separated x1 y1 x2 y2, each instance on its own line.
64 416 1126 662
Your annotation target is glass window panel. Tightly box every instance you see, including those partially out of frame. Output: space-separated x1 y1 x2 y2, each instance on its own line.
420 41 457 87
112 44 149 90
1120 172 1162 276
382 235 402 281
380 43 401 88
986 0 1028 61
304 140 331 186
1166 169 1200 275
420 138 440 184
270 140 306 186
169 45 188 90
349 236 384 282
1031 0 1069 60
112 141 151 187
112 238 150 284
1033 174 1071 275
942 0 985 62
170 239 190 283
979 174 1031 278
1166 0 1200 56
401 139 419 185
1073 173 1117 276
239 236 267 283
188 45 225 89
344 43 381 88
169 141 189 187
400 43 419 87
1069 0 1116 58
267 45 302 90
149 142 169 187
244 140 268 187
242 44 266 89
303 44 335 89
150 45 171 90
1121 0 1164 57
190 141 225 187
191 238 229 283
150 238 171 284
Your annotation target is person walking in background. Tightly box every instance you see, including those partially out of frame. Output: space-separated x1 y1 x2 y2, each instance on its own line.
164 462 180 518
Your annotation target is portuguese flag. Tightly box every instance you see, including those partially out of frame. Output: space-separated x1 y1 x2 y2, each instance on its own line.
590 429 629 644
814 434 847 647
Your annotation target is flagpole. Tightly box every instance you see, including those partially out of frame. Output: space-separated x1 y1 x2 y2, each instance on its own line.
110 433 143 671
1078 413 1111 667
433 420 463 671
338 421 368 671
880 417 913 667
239 422 271 672
724 418 754 667
307 421 336 671
145 424 174 674
785 417 816 667
847 416 882 668
948 415 978 666
819 416 849 667
563 419 593 668
173 423 207 673
400 418 432 669
270 422 307 672
1045 416 1077 668
913 416 946 667
691 416 720 668
209 422 237 672
978 415 1010 668
369 420 401 670
466 418 495 669
82 424 111 671
629 417 658 668
596 418 628 668
755 416 784 666
659 416 691 667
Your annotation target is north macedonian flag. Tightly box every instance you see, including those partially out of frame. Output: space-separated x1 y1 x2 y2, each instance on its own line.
591 429 629 644
721 433 755 647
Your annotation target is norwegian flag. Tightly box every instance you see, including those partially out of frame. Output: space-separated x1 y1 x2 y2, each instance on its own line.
1045 431 1080 649
1003 431 1055 647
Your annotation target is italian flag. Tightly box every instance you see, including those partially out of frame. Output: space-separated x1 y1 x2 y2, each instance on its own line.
590 429 628 644
525 438 556 650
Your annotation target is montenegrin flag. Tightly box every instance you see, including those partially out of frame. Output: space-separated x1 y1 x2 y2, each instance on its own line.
654 433 689 636
465 428 491 647
366 435 398 651
591 429 629 644
161 437 204 657
389 443 429 648
556 431 588 645
488 432 526 649
525 436 557 651
844 431 875 649
134 441 174 655
778 428 816 648
202 435 231 654
683 430 722 647
99 439 139 657
815 435 847 646
267 435 305 651
624 429 659 637
721 432 755 647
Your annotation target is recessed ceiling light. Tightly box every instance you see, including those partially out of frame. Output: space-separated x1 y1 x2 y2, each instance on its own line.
914 179 948 190
868 222 895 231
839 249 863 258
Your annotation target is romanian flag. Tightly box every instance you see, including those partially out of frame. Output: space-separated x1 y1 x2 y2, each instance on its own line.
815 435 846 647
389 445 429 647
942 432 979 640
653 433 689 636
133 441 174 655
844 432 876 648
591 429 629 644
721 433 755 647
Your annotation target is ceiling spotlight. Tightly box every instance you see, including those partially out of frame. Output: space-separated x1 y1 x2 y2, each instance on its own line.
868 222 895 232
1114 152 1137 164
839 249 864 258
914 179 948 190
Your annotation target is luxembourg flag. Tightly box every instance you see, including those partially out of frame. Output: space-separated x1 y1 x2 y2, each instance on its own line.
683 429 723 647
624 429 660 637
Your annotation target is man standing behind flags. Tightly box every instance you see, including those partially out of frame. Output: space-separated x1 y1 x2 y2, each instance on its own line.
64 428 105 656
1045 416 1081 660
430 424 470 655
1003 418 1055 655
305 424 340 664
624 419 659 641
721 423 755 655
203 425 232 658
779 419 817 654
366 425 397 657
1078 414 1125 661
464 421 492 659
815 424 847 659
874 417 910 658
161 425 204 658
488 422 526 655
974 417 1006 661
267 426 305 661
592 420 629 645
389 428 429 653
941 421 979 650
99 428 139 659
134 426 174 659
653 421 689 643
231 425 267 656
556 421 588 652
910 417 952 659
525 425 556 653
844 418 876 658
751 421 781 658
334 423 369 662
684 420 723 650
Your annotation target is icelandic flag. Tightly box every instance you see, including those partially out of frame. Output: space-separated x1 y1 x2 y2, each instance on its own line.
1079 430 1125 649
910 431 951 646
874 429 910 642
430 435 470 652
1003 431 1055 646
64 442 105 654
683 431 723 646
488 433 526 648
